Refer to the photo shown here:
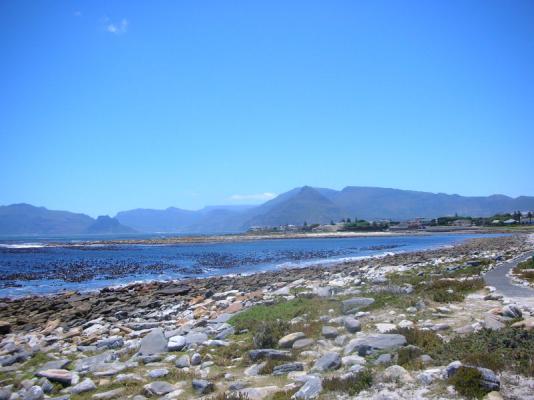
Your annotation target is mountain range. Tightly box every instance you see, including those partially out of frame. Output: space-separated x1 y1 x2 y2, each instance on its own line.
2 186 534 235
0 204 135 235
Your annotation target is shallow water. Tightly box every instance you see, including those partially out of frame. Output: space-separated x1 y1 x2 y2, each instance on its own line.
0 233 502 297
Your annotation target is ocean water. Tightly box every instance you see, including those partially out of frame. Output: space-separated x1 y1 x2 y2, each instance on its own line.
0 233 502 298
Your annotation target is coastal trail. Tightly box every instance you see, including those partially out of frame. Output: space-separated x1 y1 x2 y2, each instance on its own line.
484 250 534 300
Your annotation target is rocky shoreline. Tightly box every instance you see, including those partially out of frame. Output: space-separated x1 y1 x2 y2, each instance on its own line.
1 235 534 400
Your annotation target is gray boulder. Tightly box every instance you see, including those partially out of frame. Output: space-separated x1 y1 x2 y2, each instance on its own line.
322 326 338 339
38 359 70 371
503 304 522 319
143 381 178 396
344 333 407 355
249 349 291 361
0 388 11 400
341 298 375 314
192 379 214 395
95 336 124 350
478 367 500 391
184 331 208 345
445 361 463 378
293 376 322 399
175 355 190 368
22 386 44 400
312 352 341 372
191 353 202 366
74 351 116 372
215 326 235 340
374 353 393 365
147 368 169 379
343 317 361 333
139 328 167 356
70 378 97 394
272 362 304 376
35 369 74 385
484 314 505 331
93 388 125 399
278 332 306 348
293 338 314 350
167 335 186 351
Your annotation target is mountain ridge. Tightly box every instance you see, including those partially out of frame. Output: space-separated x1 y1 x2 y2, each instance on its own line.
0 204 135 235
1 186 534 235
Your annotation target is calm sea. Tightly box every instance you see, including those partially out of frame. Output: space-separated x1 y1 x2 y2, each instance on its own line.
0 233 502 298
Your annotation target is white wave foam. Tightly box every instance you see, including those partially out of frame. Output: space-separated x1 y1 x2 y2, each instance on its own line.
274 251 397 270
0 243 46 249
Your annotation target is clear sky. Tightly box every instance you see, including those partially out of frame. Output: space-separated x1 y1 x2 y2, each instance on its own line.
1 1 533 217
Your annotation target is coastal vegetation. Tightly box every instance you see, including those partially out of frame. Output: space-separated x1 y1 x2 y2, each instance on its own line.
513 256 534 283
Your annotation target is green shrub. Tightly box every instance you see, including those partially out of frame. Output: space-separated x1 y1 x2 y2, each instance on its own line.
513 257 534 282
230 298 337 332
397 345 422 366
397 328 443 354
432 289 464 303
252 320 289 348
322 370 373 395
427 277 485 293
430 327 534 376
229 298 337 347
208 341 252 367
209 392 250 400
267 389 298 400
463 352 504 372
448 366 489 399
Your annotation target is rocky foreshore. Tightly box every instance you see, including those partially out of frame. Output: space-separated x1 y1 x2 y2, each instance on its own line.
1 235 534 400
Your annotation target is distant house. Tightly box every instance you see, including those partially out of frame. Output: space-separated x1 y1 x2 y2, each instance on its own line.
520 212 534 225
248 226 269 232
390 222 410 231
503 219 517 225
312 223 342 232
491 220 501 225
452 219 472 227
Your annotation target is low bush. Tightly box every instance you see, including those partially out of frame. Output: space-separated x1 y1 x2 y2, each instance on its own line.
448 366 489 399
252 320 289 349
432 289 465 303
427 277 485 293
208 392 250 400
513 257 534 282
208 341 252 367
267 389 298 400
397 327 443 354
229 298 337 347
429 327 534 376
322 370 373 395
397 345 422 366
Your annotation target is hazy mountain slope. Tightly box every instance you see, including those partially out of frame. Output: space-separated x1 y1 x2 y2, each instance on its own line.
115 207 200 232
0 203 95 235
330 187 534 220
85 216 136 234
115 205 255 234
243 186 343 227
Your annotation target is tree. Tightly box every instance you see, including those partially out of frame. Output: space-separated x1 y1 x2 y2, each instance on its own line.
347 218 352 223
528 212 533 224
330 220 335 225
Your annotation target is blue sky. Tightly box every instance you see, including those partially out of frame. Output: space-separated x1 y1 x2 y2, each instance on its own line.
1 1 533 217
